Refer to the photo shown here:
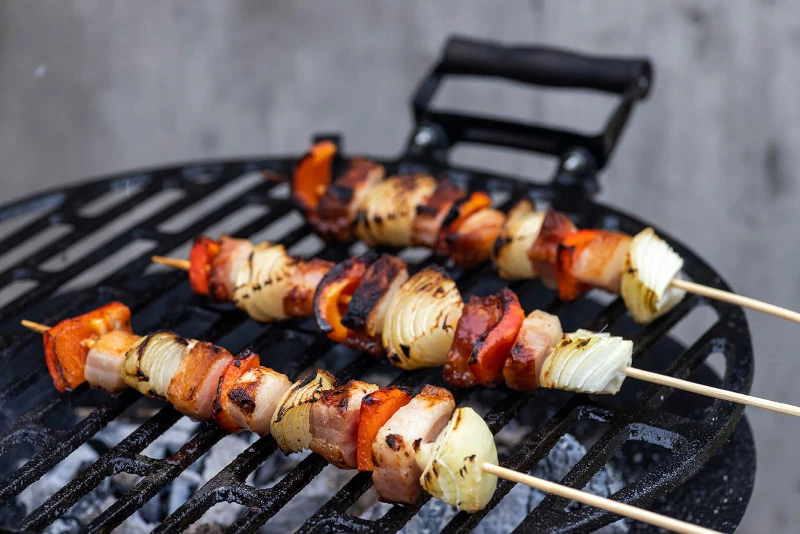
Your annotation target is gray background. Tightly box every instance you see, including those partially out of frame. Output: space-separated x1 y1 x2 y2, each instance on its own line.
1 1 798 532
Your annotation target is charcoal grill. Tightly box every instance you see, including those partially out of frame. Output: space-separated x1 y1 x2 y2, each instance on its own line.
0 37 755 533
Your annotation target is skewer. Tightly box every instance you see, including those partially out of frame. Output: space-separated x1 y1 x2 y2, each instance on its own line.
150 256 354 305
670 278 800 324
151 256 190 271
21 320 721 534
20 319 48 334
481 463 720 534
21 313 800 421
153 255 800 325
624 367 800 417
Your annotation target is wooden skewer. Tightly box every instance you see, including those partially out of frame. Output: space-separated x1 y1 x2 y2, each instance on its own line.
152 256 190 271
20 317 800 419
671 278 800 324
21 319 48 334
17 320 721 533
482 463 721 534
153 256 800 325
151 256 354 304
625 367 800 417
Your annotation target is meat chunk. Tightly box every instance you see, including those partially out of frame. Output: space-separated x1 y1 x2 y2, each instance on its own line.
223 366 292 436
446 208 505 269
443 294 504 389
85 330 142 393
372 385 455 505
208 236 253 302
168 341 234 421
570 231 632 294
411 178 465 248
503 310 563 391
213 349 261 432
284 258 334 318
315 158 385 241
341 254 409 338
309 380 379 468
529 210 577 289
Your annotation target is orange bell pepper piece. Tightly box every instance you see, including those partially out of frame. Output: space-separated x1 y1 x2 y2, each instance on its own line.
356 386 413 471
188 236 221 296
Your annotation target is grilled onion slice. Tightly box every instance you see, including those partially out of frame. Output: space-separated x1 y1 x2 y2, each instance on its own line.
122 331 197 400
621 227 686 324
383 267 463 370
495 200 545 280
417 407 498 513
270 369 337 454
354 175 437 247
233 242 295 322
539 330 632 395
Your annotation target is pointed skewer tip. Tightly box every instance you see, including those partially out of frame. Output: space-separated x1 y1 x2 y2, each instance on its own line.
21 319 49 334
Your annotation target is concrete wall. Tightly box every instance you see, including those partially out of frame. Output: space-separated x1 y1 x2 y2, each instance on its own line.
2 1 799 531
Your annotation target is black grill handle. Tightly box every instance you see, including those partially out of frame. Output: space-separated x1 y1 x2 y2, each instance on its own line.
440 36 652 97
408 36 654 191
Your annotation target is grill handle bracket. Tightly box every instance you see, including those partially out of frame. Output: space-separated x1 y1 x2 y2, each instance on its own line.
406 36 653 195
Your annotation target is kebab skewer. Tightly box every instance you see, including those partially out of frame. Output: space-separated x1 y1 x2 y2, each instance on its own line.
153 242 800 417
21 307 719 534
288 141 800 324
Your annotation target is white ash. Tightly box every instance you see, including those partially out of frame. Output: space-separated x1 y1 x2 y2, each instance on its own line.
14 417 260 534
362 432 628 533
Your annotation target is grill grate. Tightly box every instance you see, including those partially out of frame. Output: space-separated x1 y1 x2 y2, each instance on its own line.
0 153 754 533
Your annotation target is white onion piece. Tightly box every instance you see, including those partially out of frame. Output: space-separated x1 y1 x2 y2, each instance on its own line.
540 331 632 394
354 175 437 247
270 369 337 453
233 243 295 322
621 227 686 324
122 331 196 399
495 201 545 280
382 268 463 370
417 407 498 513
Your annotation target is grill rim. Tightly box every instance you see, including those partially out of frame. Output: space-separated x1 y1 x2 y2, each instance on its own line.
0 153 754 533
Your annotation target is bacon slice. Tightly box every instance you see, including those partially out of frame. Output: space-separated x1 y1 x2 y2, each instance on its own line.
292 140 337 217
314 252 382 355
411 178 465 249
446 208 505 269
284 258 334 318
443 294 503 388
309 380 379 468
168 341 234 421
44 302 133 391
529 210 577 289
372 385 455 505
468 288 525 385
213 348 261 432
340 254 408 339
209 236 253 302
503 310 563 391
356 386 412 471
188 237 221 295
223 366 292 436
315 159 385 242
84 330 142 393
